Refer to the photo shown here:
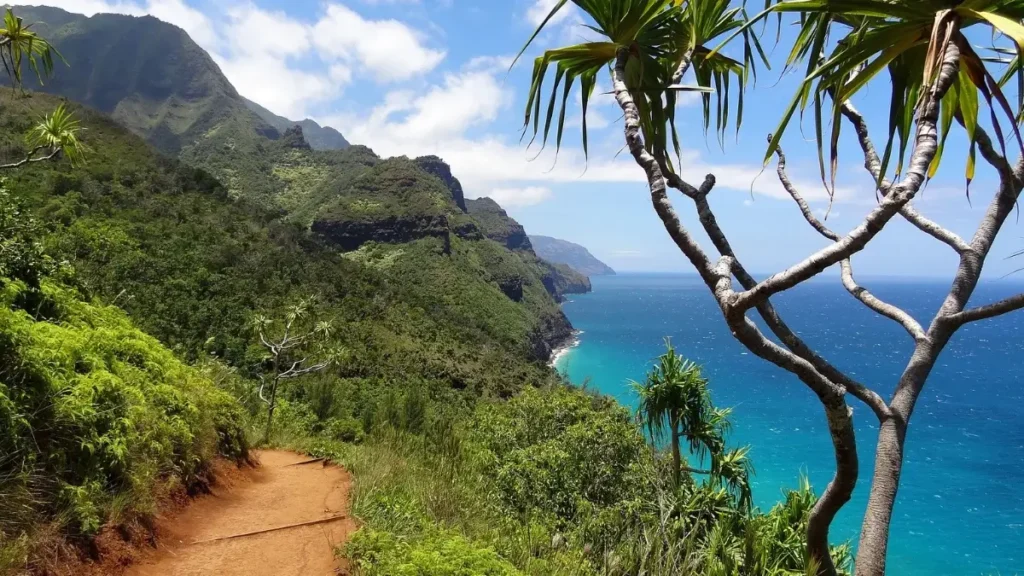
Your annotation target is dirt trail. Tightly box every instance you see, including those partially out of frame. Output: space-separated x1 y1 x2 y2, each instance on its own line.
126 450 355 576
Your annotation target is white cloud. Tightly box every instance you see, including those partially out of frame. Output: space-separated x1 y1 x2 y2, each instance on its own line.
342 68 510 144
27 0 218 46
487 186 552 207
32 0 444 119
526 0 573 27
312 3 446 82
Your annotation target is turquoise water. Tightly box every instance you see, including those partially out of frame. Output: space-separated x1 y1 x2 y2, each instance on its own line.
556 274 1024 575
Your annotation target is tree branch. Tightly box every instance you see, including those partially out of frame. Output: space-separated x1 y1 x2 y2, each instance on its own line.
733 44 962 312
947 292 1024 325
774 143 928 343
0 146 59 171
611 49 727 293
840 102 971 255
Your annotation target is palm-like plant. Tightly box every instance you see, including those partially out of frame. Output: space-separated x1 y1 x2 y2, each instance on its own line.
0 7 62 90
632 340 753 511
720 0 1024 196
0 8 82 171
30 103 84 164
515 0 766 163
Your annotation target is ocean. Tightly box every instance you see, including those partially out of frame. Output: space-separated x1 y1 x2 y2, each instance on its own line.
555 273 1024 575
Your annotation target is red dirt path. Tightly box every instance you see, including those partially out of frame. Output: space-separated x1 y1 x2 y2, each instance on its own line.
125 450 355 576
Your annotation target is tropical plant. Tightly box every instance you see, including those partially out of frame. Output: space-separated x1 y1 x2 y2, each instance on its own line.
0 8 81 171
514 0 766 161
632 341 752 509
0 7 61 89
517 1 1024 575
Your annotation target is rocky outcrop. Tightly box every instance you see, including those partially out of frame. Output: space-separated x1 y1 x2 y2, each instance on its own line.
416 156 467 212
280 125 312 150
312 214 451 252
528 309 575 362
465 198 533 251
539 261 592 302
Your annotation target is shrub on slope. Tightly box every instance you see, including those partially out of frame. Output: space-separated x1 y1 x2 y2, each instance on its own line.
0 276 247 568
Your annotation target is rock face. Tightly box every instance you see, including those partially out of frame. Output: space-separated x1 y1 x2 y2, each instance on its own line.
539 261 592 301
416 156 467 212
465 198 532 252
312 215 451 252
530 235 615 276
280 126 312 150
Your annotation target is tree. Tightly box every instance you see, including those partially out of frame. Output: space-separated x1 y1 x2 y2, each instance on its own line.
0 8 82 170
517 1 1024 575
632 341 752 509
251 299 337 443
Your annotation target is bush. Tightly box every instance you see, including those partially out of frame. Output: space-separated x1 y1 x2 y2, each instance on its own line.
0 276 248 561
347 528 524 576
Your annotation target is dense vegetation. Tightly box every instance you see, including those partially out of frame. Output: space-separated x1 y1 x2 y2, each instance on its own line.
0 5 863 575
0 186 248 570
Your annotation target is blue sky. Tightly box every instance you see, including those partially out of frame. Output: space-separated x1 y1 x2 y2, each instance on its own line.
33 0 1024 279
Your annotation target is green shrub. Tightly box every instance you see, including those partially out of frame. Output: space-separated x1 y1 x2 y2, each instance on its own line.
0 276 248 552
347 528 524 576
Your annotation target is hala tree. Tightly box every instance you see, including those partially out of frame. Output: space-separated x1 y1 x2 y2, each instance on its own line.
517 1 1024 575
0 8 83 170
631 340 752 510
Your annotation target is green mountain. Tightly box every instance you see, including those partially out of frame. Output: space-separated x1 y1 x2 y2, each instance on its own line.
468 198 591 299
8 5 279 154
2 90 571 384
530 235 616 276
243 97 351 151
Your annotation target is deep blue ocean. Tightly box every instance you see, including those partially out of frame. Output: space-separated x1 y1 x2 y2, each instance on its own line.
555 274 1024 575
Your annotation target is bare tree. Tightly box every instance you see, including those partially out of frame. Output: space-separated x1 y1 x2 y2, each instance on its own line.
251 299 336 444
517 2 1024 575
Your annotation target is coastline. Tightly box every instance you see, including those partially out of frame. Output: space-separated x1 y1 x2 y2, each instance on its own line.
549 330 582 369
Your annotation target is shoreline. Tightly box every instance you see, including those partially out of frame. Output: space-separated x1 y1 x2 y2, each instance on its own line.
549 330 582 368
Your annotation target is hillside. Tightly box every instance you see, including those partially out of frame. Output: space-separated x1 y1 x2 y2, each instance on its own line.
244 97 351 151
468 198 591 299
530 235 616 276
1 91 572 383
9 5 278 154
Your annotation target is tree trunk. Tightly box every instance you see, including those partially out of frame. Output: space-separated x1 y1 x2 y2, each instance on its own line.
855 335 947 575
263 376 279 444
807 402 858 576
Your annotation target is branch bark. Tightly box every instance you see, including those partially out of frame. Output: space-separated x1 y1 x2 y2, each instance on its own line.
840 102 971 255
0 146 59 171
774 143 927 343
614 48 855 576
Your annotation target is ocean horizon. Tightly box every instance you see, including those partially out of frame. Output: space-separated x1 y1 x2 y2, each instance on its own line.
556 273 1024 576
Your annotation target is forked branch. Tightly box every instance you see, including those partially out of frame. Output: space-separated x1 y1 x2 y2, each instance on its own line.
774 143 927 344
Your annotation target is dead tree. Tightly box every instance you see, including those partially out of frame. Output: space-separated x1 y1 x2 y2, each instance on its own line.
252 300 334 443
610 42 1024 575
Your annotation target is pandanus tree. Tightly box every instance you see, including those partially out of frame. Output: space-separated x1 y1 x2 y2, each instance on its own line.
0 8 82 171
517 1 1024 575
631 341 753 510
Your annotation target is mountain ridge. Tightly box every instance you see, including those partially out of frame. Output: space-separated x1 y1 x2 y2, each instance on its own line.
243 97 351 151
530 235 616 277
10 5 279 154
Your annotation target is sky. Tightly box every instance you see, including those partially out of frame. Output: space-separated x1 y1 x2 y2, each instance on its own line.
24 0 1024 279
